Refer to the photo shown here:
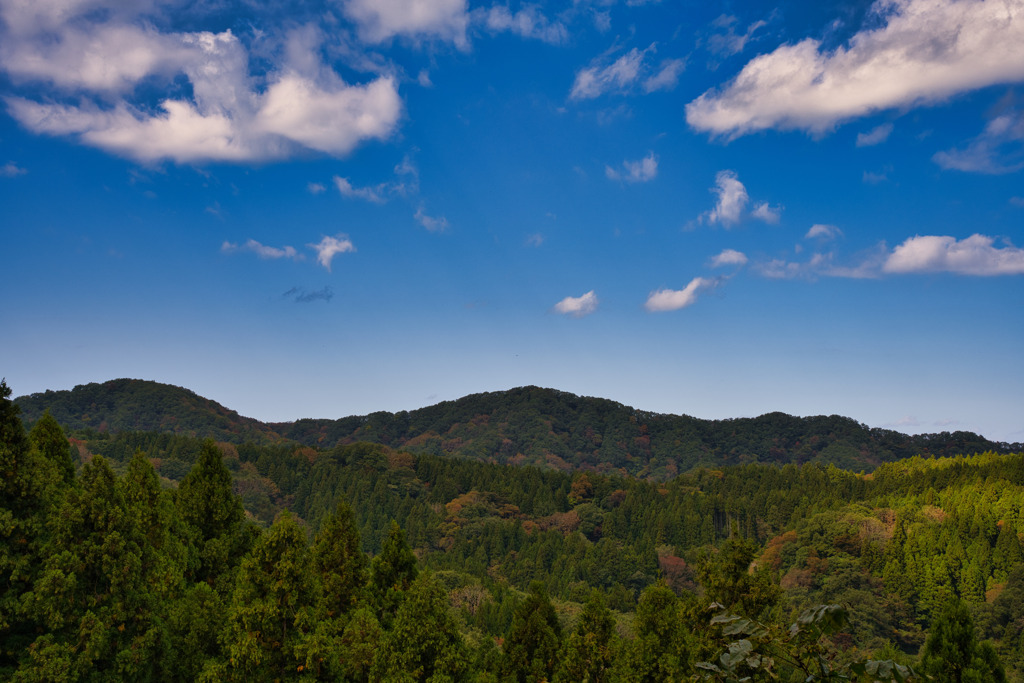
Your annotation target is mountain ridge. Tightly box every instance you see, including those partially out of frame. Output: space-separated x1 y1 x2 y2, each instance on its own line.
15 378 1021 477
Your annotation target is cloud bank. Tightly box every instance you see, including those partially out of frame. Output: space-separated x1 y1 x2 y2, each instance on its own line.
686 0 1024 138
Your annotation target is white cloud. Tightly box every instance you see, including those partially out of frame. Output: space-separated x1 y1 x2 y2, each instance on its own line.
334 176 387 203
702 170 748 226
554 290 599 317
569 45 653 100
751 201 782 224
415 206 449 232
605 151 658 183
525 233 544 247
863 170 888 184
856 122 894 146
644 277 714 312
686 0 1024 138
933 108 1024 174
342 0 469 47
0 7 404 164
309 235 356 271
643 58 685 93
883 234 1024 275
1011 196 1024 207
806 223 843 240
710 248 748 267
308 182 326 194
222 239 302 261
0 161 27 177
478 5 568 44
754 252 834 279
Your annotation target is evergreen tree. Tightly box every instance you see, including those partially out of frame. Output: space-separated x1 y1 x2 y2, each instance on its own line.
615 582 689 682
502 581 562 683
374 572 469 681
28 410 75 484
921 600 1006 683
312 499 367 617
554 590 615 683
370 520 418 626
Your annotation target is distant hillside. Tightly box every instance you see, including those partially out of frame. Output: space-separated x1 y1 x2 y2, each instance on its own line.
271 385 1019 476
15 379 281 444
15 380 1020 477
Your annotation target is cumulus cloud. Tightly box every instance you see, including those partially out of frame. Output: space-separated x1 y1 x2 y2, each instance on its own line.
806 224 843 240
751 201 782 224
342 0 470 47
686 0 1024 138
644 277 715 312
702 170 748 226
554 290 598 317
415 206 449 232
933 107 1024 174
856 122 894 146
477 5 568 44
309 234 356 271
883 234 1024 275
0 6 404 164
710 248 748 267
605 152 658 183
0 161 27 177
222 239 302 260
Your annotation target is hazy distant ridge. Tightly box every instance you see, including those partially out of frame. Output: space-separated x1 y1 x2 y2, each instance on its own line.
15 379 1020 477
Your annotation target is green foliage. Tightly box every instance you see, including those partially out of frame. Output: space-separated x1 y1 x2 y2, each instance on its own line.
921 600 1006 683
502 582 562 683
29 410 75 484
554 590 615 683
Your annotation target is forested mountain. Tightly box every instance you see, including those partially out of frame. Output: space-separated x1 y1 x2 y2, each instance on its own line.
15 378 282 444
3 378 1022 682
16 380 1021 477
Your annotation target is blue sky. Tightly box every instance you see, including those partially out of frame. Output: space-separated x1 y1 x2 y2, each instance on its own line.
2 0 1023 442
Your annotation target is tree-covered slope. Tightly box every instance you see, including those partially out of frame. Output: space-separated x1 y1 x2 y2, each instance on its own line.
273 385 1017 475
16 380 1020 477
15 378 281 444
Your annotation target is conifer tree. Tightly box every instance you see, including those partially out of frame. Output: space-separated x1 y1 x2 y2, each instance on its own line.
615 582 689 682
28 410 75 484
370 520 418 626
312 499 367 617
502 581 562 683
921 600 1006 683
554 590 615 683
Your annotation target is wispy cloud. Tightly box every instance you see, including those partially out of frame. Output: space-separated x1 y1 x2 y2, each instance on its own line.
342 0 470 47
643 58 685 93
605 152 658 183
222 239 302 261
710 249 748 267
554 290 598 317
706 15 767 58
476 5 568 44
751 201 782 224
0 161 27 177
933 107 1024 174
334 176 388 203
415 206 449 232
856 122 894 147
863 170 888 184
806 224 843 240
571 44 682 100
284 286 334 303
525 233 545 247
309 235 356 271
307 182 326 195
686 0 1024 138
645 277 717 312
883 234 1024 275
